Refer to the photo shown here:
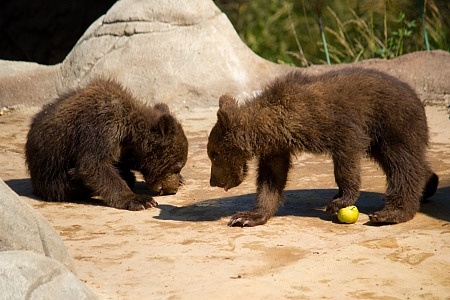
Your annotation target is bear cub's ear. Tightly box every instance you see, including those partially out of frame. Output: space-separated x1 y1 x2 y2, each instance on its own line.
152 103 176 137
154 103 171 114
219 95 237 109
156 114 177 138
216 95 237 129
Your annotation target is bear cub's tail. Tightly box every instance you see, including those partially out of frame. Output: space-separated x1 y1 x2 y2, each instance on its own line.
422 173 439 202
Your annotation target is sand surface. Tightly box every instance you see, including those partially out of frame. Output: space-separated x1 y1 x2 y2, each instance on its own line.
0 105 449 299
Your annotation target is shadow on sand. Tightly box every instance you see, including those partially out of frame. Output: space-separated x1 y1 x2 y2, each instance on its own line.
155 186 450 224
154 189 380 224
4 178 449 224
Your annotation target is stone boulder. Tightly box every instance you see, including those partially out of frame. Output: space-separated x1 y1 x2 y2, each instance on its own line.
0 60 58 106
56 0 287 111
0 179 98 298
305 50 450 106
0 179 74 271
0 251 98 300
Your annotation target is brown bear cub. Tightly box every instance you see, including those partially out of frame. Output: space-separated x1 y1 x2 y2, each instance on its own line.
208 68 438 226
25 78 188 210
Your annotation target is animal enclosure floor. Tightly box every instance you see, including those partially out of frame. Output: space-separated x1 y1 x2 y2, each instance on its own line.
1 106 449 299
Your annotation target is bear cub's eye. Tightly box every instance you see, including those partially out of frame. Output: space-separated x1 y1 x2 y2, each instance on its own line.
210 151 219 162
174 161 185 173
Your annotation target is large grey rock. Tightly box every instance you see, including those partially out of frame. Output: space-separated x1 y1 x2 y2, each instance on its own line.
0 61 58 106
306 50 450 106
0 179 74 272
56 0 285 110
0 251 98 300
0 179 99 297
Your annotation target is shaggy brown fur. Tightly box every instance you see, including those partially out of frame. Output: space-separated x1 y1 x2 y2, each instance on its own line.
25 78 188 210
207 68 438 226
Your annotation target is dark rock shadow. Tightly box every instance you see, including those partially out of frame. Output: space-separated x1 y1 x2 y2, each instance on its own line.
4 178 106 206
4 178 35 198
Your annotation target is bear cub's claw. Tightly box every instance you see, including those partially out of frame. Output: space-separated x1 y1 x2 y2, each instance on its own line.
228 217 251 227
368 209 413 224
228 210 269 227
126 195 158 211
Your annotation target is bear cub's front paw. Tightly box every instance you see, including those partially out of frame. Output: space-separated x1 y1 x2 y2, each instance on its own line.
326 197 355 215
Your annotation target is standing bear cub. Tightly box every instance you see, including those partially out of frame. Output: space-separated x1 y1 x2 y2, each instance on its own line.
208 68 438 226
26 78 188 210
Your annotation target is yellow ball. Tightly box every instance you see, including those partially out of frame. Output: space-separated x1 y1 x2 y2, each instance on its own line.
337 206 359 224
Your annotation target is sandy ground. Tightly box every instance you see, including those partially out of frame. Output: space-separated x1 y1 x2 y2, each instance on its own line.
0 105 449 300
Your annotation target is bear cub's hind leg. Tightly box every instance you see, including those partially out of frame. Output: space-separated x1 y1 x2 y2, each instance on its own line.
370 169 439 223
369 152 438 223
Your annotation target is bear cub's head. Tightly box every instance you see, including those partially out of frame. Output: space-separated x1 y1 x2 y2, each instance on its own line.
207 95 251 191
132 103 188 196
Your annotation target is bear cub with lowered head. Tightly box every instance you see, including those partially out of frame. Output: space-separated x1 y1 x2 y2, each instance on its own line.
208 68 438 226
26 78 188 210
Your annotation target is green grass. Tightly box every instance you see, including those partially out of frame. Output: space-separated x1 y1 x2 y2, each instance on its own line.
214 0 449 65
